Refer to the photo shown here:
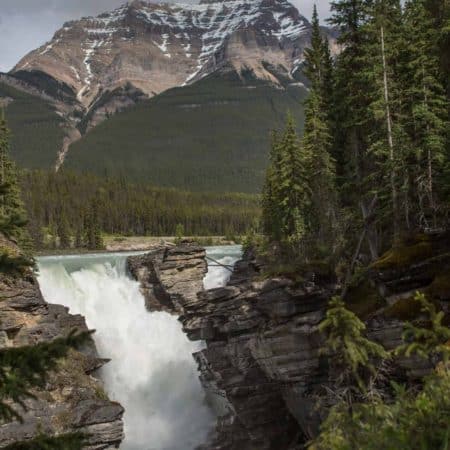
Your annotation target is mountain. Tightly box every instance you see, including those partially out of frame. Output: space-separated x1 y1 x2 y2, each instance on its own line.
65 71 307 193
1 0 337 192
0 79 66 169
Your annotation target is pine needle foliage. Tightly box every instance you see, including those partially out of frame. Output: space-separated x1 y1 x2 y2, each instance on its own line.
311 292 450 450
310 369 450 450
0 115 31 251
395 291 450 365
319 297 389 389
302 7 337 248
0 330 92 424
261 114 311 250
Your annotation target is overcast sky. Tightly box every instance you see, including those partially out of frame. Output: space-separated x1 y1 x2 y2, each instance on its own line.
0 0 332 73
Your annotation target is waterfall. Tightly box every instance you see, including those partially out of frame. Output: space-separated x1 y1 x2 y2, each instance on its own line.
36 246 241 450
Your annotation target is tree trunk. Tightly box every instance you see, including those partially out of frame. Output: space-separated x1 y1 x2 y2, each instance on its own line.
380 25 399 241
422 64 436 227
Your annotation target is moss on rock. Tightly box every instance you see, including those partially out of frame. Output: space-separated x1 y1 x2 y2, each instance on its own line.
345 280 386 320
371 238 433 270
426 270 450 300
383 294 443 321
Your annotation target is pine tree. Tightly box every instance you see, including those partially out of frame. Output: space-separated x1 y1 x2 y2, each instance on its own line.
395 292 450 365
0 331 91 423
402 0 447 228
277 114 312 248
57 212 71 249
84 200 104 250
28 216 44 251
261 115 312 251
261 131 283 241
0 116 86 448
0 115 29 247
174 223 185 245
0 331 89 449
319 296 389 390
363 0 404 239
304 5 327 92
74 222 83 249
302 7 337 248
330 0 380 260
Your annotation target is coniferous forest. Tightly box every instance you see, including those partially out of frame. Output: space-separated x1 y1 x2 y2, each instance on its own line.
261 0 449 260
20 170 260 250
254 0 450 447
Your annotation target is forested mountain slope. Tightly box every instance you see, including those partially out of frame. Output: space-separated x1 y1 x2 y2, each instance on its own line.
0 82 65 168
65 70 307 193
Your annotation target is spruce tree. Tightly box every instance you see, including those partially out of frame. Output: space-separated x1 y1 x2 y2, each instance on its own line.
0 115 29 247
277 114 312 248
261 115 312 250
319 296 389 390
302 7 337 248
402 0 447 228
261 131 283 241
57 212 71 249
74 221 84 249
363 0 404 239
329 0 380 260
85 199 104 250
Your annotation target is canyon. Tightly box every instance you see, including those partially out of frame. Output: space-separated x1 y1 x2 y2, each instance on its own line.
128 233 450 448
1 231 449 448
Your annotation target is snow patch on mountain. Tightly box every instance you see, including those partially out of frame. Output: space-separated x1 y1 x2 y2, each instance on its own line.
13 0 333 111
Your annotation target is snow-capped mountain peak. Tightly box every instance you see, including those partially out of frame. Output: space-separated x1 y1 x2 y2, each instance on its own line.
13 0 325 107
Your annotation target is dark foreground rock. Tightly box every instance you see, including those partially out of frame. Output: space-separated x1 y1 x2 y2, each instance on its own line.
128 234 450 449
0 235 124 449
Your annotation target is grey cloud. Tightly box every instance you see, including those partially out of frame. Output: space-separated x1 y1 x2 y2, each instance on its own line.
0 0 331 73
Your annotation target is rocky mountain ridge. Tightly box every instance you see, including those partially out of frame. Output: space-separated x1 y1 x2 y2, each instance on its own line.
127 233 450 448
13 0 328 106
2 0 337 168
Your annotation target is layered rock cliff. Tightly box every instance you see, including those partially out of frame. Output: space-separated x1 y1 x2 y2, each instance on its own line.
128 232 450 449
0 235 124 448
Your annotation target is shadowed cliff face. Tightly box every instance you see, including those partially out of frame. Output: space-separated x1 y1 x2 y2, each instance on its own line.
128 234 450 449
0 235 124 448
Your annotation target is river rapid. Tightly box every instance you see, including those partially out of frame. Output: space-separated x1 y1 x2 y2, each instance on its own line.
36 245 242 450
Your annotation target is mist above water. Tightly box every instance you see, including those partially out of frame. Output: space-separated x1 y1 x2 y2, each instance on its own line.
36 246 241 450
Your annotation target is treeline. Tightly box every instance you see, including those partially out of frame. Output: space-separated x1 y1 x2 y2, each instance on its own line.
21 169 260 249
261 0 449 260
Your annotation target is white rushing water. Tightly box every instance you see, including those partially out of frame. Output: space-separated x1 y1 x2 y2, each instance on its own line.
36 245 241 450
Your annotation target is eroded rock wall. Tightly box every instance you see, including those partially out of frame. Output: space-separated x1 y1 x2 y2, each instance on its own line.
128 233 450 449
0 236 124 449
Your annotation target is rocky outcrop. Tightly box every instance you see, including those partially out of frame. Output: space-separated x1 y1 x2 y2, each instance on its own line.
128 232 450 449
0 235 124 448
127 242 207 312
